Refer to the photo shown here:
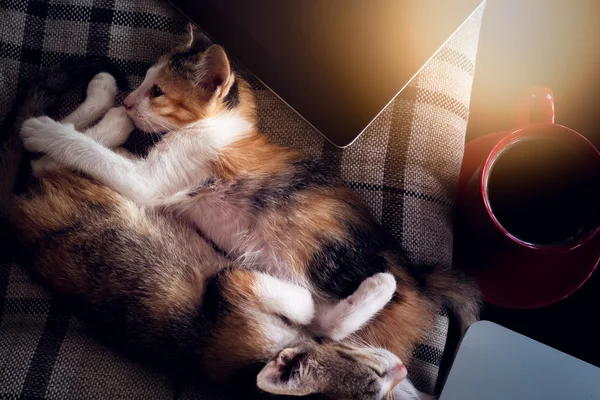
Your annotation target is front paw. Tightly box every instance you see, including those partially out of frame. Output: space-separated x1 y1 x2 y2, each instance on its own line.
104 107 135 147
21 116 72 153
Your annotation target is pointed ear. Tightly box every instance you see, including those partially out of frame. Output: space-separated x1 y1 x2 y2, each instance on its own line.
185 22 213 53
257 348 318 396
196 44 234 98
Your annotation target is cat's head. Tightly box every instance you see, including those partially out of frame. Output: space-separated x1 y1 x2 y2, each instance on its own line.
257 342 407 400
123 24 255 133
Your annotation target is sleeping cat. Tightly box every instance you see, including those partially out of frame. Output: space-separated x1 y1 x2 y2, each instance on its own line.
20 25 480 395
4 59 428 399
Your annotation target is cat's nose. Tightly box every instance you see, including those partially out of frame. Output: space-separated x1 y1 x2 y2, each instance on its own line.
123 95 134 110
386 363 407 390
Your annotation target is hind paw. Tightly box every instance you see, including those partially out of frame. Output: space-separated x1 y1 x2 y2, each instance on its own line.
318 273 397 341
355 273 397 302
85 72 118 115
87 73 117 101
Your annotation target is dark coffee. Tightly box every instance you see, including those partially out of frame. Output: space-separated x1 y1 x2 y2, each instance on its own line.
487 137 599 246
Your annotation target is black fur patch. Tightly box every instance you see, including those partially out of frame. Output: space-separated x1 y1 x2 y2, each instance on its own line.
198 270 233 324
170 50 197 70
223 79 239 110
251 159 342 211
308 224 389 299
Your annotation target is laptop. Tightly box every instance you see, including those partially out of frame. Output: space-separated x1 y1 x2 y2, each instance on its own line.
440 321 600 399
169 0 484 147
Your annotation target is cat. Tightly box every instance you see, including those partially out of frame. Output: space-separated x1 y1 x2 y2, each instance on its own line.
3 59 428 400
19 25 480 396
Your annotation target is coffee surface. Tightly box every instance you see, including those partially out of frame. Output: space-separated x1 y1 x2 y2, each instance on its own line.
487 138 599 246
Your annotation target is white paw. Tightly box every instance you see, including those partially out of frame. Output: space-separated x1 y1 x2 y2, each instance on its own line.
320 273 396 341
87 72 117 99
356 272 397 304
102 107 134 147
282 284 315 326
254 274 315 326
20 116 72 153
86 72 118 109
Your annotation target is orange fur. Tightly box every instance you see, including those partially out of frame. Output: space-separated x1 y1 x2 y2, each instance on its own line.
212 132 301 181
357 284 436 364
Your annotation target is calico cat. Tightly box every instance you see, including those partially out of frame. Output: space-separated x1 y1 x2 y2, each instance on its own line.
3 60 425 400
20 25 480 395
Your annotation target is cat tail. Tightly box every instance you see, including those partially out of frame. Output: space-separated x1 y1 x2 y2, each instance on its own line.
425 265 482 332
0 56 127 244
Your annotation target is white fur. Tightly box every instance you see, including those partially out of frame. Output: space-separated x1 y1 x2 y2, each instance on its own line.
316 272 397 341
247 274 314 355
84 106 134 148
253 273 314 326
62 72 117 130
31 108 134 176
32 73 125 175
21 111 252 206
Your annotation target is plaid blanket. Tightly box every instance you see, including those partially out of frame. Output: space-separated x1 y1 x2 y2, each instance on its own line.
0 0 485 398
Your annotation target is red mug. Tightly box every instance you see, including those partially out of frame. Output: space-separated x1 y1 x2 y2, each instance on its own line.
456 87 600 309
458 87 600 253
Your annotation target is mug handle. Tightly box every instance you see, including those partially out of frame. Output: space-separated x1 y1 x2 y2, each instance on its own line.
515 86 556 126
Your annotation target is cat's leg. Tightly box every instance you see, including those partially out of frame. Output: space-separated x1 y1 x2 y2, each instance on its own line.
61 72 118 131
250 272 315 326
82 106 133 148
33 107 134 176
32 73 128 176
220 270 314 326
315 272 397 341
21 114 209 206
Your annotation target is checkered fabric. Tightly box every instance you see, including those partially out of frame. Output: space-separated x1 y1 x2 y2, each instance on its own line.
0 0 485 398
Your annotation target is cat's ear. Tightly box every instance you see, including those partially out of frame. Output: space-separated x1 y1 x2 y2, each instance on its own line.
185 22 213 53
256 348 318 396
196 44 234 99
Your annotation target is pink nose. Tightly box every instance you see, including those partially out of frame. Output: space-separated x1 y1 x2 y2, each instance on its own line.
387 363 407 389
123 95 134 110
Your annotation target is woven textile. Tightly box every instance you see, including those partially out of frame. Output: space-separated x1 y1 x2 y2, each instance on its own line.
0 0 485 398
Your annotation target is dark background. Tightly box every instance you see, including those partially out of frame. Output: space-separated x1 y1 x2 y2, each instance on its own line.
463 0 600 368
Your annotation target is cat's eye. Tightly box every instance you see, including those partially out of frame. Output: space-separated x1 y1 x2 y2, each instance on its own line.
151 85 164 98
369 366 385 378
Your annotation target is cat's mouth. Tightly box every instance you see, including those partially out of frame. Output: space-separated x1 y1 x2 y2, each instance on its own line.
124 111 165 135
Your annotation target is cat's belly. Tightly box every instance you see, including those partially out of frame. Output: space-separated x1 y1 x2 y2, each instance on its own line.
184 201 305 284
185 201 247 254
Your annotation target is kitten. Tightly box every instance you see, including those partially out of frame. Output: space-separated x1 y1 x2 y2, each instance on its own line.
4 60 423 400
20 25 480 395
